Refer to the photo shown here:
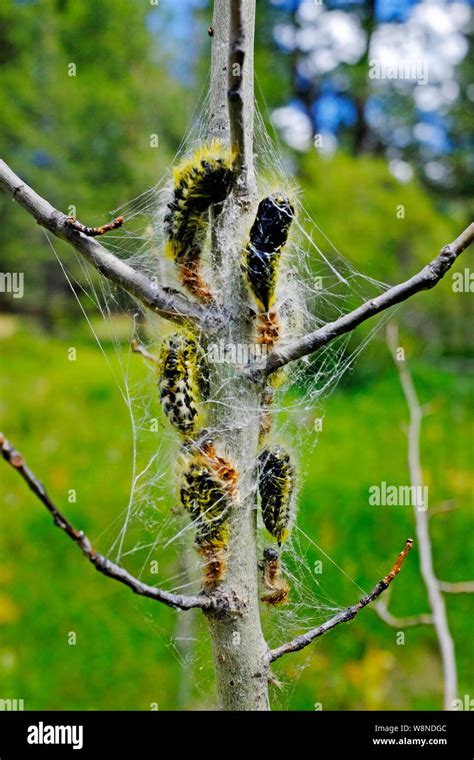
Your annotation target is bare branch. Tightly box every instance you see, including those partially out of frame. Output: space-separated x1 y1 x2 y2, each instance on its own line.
439 581 474 594
251 223 474 380
0 160 215 329
387 322 458 710
374 595 433 628
0 433 212 612
269 538 413 663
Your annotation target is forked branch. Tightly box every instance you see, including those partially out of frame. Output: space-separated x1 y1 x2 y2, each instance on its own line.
0 434 212 612
0 160 214 329
269 538 413 662
374 594 433 628
252 223 474 380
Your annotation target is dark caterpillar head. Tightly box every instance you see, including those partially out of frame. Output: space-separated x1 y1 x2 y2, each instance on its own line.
263 546 279 562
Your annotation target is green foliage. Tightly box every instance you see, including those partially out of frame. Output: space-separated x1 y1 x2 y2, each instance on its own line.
0 0 191 321
0 324 471 709
298 150 472 355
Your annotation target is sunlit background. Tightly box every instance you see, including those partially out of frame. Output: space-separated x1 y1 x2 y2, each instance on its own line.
0 0 472 710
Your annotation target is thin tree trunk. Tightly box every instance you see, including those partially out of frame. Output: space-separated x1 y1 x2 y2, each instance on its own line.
204 0 270 711
387 324 458 710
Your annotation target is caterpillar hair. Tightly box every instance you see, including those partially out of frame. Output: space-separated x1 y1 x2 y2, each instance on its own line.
259 386 274 442
260 547 289 606
258 447 296 545
164 141 234 303
244 194 294 345
180 457 232 587
158 333 201 437
199 437 239 498
65 215 124 237
258 368 288 442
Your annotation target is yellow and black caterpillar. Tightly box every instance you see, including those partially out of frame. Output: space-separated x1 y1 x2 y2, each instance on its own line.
180 444 238 587
158 334 202 437
164 141 234 303
244 194 294 345
258 447 296 545
181 461 231 546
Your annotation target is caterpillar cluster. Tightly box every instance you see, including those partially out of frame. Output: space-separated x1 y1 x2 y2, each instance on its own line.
258 447 296 546
244 194 294 346
180 444 238 588
137 144 301 598
155 333 238 586
164 141 234 303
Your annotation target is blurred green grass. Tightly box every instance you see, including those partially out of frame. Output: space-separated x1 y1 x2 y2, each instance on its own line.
0 318 472 710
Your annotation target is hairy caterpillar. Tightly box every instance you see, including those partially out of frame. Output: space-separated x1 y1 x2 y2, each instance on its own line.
260 547 289 606
158 333 202 437
180 459 231 588
180 440 239 587
65 215 123 236
244 194 294 345
164 141 234 303
258 447 296 545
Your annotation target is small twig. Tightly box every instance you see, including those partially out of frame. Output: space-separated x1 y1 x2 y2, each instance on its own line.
439 581 474 594
65 215 124 237
131 338 159 366
383 537 413 584
0 160 216 330
0 434 212 612
250 223 474 380
269 538 413 663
